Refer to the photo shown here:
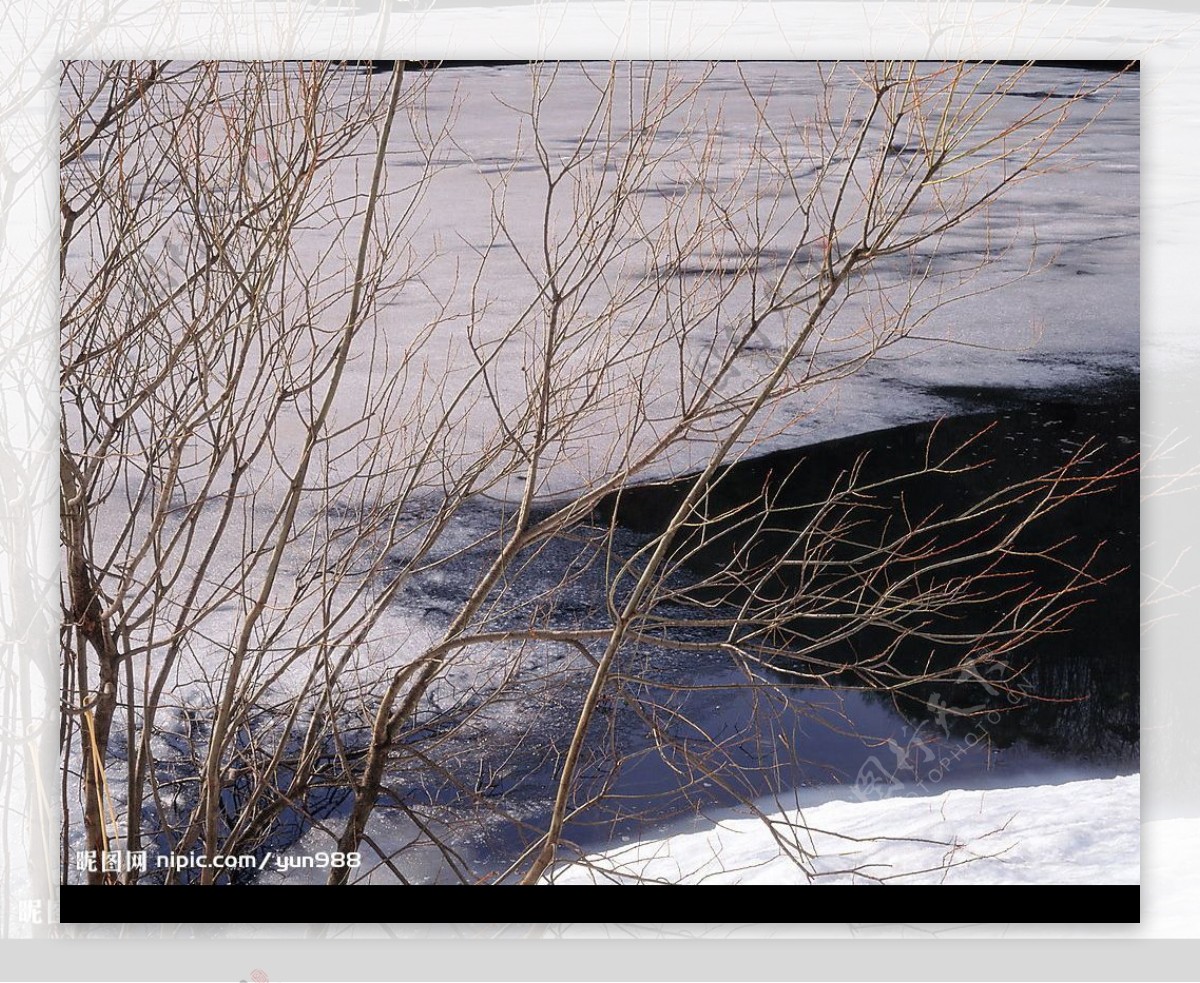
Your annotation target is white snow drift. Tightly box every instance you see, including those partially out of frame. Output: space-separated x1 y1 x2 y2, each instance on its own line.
547 774 1139 885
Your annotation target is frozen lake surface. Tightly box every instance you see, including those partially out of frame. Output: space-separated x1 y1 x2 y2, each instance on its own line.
60 59 1139 888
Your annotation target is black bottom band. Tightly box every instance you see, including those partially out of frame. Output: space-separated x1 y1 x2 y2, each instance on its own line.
59 884 1140 926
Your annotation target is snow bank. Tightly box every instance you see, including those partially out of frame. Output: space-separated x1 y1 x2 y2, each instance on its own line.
547 774 1139 885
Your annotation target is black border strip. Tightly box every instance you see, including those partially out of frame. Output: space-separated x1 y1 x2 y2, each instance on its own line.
60 884 1140 925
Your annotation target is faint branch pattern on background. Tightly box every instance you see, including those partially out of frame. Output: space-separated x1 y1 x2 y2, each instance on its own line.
0 0 1192 945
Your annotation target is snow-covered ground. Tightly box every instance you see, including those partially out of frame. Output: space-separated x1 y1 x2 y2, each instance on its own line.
546 773 1139 886
58 58 1141 896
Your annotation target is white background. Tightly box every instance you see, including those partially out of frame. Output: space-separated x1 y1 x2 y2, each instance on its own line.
2 0 1198 977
